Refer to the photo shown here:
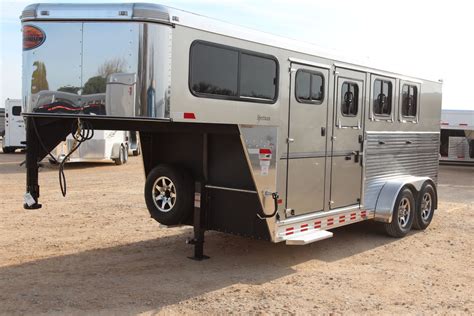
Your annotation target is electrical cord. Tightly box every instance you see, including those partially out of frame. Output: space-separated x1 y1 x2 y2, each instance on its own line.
58 119 94 196
31 118 94 197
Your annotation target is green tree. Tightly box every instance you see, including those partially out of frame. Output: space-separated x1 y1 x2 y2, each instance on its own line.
31 61 49 93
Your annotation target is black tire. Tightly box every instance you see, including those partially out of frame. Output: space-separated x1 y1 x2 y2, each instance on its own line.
413 183 436 230
2 147 15 154
144 164 194 225
114 145 126 165
384 188 415 238
132 145 140 156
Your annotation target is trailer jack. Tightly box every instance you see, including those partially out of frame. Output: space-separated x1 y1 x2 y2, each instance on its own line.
187 182 210 260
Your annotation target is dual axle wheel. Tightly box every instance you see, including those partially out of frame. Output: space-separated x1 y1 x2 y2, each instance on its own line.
384 183 436 238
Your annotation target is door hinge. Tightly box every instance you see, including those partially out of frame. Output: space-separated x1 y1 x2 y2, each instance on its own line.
331 136 336 141
287 138 295 143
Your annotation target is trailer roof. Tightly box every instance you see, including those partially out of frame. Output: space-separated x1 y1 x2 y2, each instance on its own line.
22 2 441 83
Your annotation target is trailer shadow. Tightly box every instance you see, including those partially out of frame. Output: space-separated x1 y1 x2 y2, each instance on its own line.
0 221 414 314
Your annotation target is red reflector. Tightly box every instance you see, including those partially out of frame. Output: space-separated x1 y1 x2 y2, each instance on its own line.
183 112 196 119
277 199 283 204
259 148 272 154
459 123 468 126
23 25 46 50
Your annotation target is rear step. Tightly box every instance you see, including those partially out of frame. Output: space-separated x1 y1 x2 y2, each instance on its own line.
285 230 333 245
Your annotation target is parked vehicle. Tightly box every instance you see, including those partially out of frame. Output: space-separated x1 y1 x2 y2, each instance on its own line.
440 110 473 165
2 99 25 153
52 130 130 165
0 107 5 137
21 3 442 258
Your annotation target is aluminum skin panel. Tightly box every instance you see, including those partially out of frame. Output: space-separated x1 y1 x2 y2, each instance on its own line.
239 125 278 214
363 132 440 212
22 21 172 120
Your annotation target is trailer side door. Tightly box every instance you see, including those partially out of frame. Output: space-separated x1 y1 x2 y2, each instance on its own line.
330 68 365 209
286 63 329 216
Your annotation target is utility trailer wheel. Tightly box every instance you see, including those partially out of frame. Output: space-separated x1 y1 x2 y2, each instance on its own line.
132 147 140 156
144 164 194 226
413 183 436 230
384 188 415 238
114 145 128 165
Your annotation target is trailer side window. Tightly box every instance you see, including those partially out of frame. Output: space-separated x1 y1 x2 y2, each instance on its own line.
12 106 22 116
295 70 324 104
341 82 358 116
190 41 278 103
373 79 392 116
190 43 238 97
240 53 277 100
401 84 418 117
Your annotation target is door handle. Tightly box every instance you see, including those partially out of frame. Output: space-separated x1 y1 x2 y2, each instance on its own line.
352 151 360 163
321 127 326 137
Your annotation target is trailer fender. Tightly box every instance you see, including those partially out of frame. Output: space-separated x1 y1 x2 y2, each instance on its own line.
373 176 431 223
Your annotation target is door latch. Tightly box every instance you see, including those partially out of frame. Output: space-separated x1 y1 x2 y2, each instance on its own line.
287 138 295 143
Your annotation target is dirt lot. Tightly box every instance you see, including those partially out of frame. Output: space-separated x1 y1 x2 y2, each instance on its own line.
0 147 473 315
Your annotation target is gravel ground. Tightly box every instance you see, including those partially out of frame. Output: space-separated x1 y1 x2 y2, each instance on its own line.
0 148 473 315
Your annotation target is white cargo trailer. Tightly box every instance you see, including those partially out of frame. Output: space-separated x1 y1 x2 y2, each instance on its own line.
2 99 26 153
21 3 442 259
440 110 473 164
52 129 129 165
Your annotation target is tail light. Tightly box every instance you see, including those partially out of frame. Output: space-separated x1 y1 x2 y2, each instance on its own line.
23 25 46 50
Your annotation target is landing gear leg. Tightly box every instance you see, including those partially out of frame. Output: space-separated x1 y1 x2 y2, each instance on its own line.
187 182 210 260
24 117 42 210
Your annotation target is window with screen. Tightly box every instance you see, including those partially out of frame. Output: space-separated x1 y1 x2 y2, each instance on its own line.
190 41 278 103
341 82 358 116
401 84 418 117
373 79 392 116
295 70 324 103
12 106 22 116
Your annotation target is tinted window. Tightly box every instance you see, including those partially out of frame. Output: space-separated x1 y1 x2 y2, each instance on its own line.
12 106 22 116
295 70 324 103
190 43 238 97
240 53 277 100
341 82 358 116
190 41 278 102
373 79 392 116
296 71 311 102
401 84 418 117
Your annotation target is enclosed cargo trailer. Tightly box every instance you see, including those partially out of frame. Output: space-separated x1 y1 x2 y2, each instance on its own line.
21 3 442 258
2 99 26 153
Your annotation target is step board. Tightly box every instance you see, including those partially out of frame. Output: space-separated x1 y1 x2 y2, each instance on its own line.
285 230 333 245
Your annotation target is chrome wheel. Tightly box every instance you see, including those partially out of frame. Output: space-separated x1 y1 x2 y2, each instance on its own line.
398 197 411 228
152 176 177 212
420 192 432 222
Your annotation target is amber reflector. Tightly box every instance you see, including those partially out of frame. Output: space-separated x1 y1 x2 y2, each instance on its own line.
23 25 45 50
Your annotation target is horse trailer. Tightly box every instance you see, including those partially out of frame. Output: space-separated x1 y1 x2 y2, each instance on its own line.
3 99 26 153
21 3 442 259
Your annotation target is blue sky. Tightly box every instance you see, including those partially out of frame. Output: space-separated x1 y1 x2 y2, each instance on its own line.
1 0 473 110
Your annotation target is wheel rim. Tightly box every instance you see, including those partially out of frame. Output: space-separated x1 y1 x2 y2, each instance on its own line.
152 176 177 212
421 192 432 222
398 197 411 228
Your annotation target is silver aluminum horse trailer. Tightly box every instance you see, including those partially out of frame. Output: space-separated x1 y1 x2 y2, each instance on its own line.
21 3 442 259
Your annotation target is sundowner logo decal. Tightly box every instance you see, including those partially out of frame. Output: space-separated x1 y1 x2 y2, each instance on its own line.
23 25 46 50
